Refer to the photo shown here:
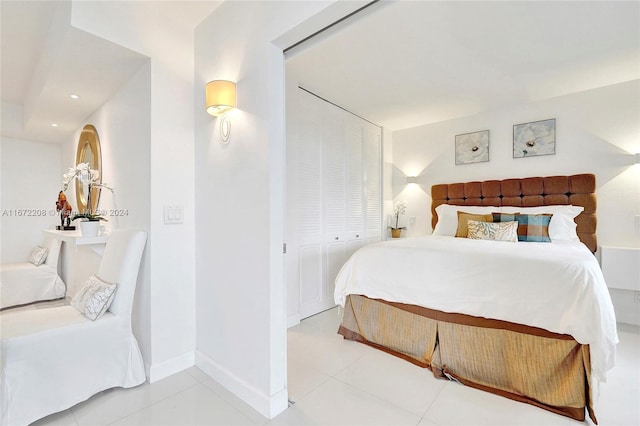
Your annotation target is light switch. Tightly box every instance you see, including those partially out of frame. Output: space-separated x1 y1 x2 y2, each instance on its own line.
164 205 184 224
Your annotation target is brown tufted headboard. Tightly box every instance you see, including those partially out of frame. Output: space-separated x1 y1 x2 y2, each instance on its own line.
431 174 597 252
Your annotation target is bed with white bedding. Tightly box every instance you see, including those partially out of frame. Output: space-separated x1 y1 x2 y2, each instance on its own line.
0 238 65 309
334 174 617 423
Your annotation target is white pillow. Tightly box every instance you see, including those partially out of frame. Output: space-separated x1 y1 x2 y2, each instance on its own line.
44 238 62 267
27 246 48 266
433 204 501 236
71 275 117 321
467 220 518 242
499 205 583 242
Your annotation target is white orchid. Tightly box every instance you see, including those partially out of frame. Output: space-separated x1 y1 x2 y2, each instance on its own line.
61 162 115 219
391 200 408 229
62 163 113 193
393 200 407 216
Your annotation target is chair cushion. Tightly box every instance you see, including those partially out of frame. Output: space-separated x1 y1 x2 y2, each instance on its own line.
0 306 119 339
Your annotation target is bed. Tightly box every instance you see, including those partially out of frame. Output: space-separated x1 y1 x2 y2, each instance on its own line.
0 238 66 310
334 174 618 423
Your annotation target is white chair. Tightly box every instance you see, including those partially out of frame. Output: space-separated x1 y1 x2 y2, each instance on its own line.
0 230 147 426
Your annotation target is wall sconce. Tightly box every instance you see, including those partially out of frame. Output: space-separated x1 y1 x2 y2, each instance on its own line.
406 176 418 184
206 80 236 143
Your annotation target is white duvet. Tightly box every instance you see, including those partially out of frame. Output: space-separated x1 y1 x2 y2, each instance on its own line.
334 236 618 383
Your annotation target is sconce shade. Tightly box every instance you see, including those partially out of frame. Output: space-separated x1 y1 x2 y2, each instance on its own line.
406 176 418 184
206 80 236 116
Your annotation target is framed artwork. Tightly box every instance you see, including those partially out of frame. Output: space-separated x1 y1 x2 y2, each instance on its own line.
455 130 489 165
513 118 556 158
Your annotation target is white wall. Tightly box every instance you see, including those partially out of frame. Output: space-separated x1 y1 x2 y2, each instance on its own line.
392 80 640 246
392 80 640 324
62 62 151 234
69 1 196 381
194 0 369 418
0 138 62 263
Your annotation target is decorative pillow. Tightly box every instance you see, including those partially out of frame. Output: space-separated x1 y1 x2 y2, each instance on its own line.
467 220 518 242
455 212 493 238
433 204 501 236
27 246 48 266
516 213 553 242
493 213 552 242
492 212 519 223
500 205 583 242
71 275 117 321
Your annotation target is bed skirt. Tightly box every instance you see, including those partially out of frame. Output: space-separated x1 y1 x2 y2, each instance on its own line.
338 294 596 423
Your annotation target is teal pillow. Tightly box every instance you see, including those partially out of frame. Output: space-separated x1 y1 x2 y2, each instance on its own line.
492 213 552 242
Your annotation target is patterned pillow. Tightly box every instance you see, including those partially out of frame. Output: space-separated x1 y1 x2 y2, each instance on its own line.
467 220 518 242
493 213 552 242
71 275 118 321
515 213 553 242
455 212 494 238
27 246 48 266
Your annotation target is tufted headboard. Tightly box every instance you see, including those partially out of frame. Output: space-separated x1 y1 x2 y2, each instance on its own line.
431 174 597 252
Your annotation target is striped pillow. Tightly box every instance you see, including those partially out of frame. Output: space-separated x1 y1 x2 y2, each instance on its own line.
493 213 552 242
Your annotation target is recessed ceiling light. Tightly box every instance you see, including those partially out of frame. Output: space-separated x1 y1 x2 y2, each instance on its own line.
69 94 80 100
51 123 59 127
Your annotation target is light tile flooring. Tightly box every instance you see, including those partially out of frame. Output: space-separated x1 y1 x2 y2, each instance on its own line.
33 308 639 426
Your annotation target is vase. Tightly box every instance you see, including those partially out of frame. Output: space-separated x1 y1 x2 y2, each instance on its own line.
79 220 100 237
391 228 402 238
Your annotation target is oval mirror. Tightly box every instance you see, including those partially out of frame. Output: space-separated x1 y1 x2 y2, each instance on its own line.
75 124 102 214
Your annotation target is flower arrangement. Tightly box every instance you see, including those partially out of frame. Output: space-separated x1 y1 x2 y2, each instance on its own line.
62 163 114 221
390 200 407 231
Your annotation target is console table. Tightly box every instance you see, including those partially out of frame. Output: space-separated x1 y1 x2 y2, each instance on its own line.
44 230 109 296
44 229 108 249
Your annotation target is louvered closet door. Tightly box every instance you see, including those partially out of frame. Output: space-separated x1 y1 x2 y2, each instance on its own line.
319 105 346 316
287 88 383 321
364 126 382 244
345 120 365 261
294 93 325 319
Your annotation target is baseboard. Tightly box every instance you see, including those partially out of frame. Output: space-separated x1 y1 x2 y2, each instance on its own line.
195 350 288 419
149 351 195 383
287 313 301 328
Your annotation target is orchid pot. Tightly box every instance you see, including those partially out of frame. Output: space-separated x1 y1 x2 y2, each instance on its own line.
389 200 407 238
72 213 107 237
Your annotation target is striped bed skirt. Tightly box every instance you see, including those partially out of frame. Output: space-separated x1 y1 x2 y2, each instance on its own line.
338 294 596 423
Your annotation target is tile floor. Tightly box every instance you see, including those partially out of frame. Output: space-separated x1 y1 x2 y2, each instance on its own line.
33 308 639 426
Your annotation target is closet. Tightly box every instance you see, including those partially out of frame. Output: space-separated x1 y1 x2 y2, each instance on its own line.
286 88 382 322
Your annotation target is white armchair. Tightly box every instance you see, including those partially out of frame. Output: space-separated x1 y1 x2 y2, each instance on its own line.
0 230 147 426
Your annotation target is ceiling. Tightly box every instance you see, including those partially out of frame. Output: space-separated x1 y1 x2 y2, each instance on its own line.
286 1 640 131
2 1 637 144
0 0 221 144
